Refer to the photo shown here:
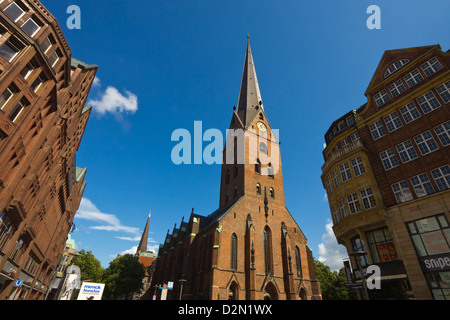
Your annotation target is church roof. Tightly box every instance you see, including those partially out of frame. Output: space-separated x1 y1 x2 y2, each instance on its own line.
136 212 151 254
236 39 264 127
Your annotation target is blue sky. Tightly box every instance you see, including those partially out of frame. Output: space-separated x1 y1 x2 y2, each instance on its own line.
41 0 450 269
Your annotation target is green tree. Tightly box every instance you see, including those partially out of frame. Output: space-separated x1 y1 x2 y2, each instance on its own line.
314 259 356 300
102 254 145 300
70 249 104 283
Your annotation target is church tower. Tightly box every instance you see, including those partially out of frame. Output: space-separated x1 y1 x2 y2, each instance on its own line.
151 39 321 300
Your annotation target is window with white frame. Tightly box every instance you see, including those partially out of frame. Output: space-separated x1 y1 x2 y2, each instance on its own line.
417 91 441 114
3 1 26 22
351 156 365 176
8 97 29 122
380 148 399 170
388 79 406 98
0 84 17 109
339 162 352 182
326 176 333 194
332 170 339 187
436 81 450 103
20 59 37 80
347 193 361 214
360 187 376 210
369 120 386 140
39 36 54 53
384 59 409 78
404 69 424 88
433 121 450 147
392 180 413 204
350 132 360 142
340 138 349 147
384 111 403 132
0 39 21 62
399 102 421 124
332 205 340 223
430 165 450 191
410 173 435 198
339 199 348 219
414 131 439 155
421 57 443 77
374 89 390 107
21 16 41 37
48 50 60 67
396 140 418 163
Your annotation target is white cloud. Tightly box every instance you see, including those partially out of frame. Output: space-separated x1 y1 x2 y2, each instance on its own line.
92 76 101 87
88 86 138 115
75 197 140 234
317 220 348 271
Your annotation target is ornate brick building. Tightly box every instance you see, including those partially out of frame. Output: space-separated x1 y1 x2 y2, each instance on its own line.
0 0 97 300
151 40 321 300
321 44 450 299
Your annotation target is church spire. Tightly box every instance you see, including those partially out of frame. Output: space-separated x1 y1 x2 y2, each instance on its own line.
136 211 151 254
236 38 263 127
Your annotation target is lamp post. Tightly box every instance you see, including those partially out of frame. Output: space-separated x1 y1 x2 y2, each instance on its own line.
348 251 369 300
178 279 187 300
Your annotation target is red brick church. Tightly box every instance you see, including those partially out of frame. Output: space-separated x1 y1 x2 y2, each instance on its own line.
150 40 321 300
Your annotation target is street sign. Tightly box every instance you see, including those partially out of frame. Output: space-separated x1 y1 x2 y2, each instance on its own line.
168 281 174 290
13 280 23 287
161 288 168 300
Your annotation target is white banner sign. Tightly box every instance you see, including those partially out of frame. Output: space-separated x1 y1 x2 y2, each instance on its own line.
77 282 105 300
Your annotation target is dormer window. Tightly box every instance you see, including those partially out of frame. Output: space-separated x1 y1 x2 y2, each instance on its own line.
384 59 409 78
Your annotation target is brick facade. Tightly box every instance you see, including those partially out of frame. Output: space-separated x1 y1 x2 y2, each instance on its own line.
0 0 97 300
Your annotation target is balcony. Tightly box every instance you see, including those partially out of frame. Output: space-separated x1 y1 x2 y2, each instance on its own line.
322 139 365 173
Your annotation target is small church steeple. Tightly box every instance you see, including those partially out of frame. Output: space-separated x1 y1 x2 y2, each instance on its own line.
236 38 263 128
136 211 151 254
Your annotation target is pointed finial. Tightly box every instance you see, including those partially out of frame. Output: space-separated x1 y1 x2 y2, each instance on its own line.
247 34 250 39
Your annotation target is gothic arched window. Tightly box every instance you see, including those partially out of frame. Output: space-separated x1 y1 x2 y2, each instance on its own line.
295 246 302 278
256 183 261 195
264 227 273 274
230 233 237 270
255 159 261 174
269 187 274 198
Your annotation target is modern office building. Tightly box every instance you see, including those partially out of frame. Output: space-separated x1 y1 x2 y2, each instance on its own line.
321 44 449 300
0 0 97 300
150 40 321 300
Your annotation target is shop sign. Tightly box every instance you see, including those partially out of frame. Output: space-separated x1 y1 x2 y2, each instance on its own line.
419 252 450 272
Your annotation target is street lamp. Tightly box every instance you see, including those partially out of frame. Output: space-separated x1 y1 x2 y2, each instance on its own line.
348 251 369 300
178 279 187 300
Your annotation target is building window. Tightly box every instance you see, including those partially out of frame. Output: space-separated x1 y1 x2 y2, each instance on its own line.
340 138 349 147
369 120 386 140
351 156 365 176
374 89 390 107
384 59 409 78
399 102 421 124
326 176 333 194
430 165 450 191
295 246 302 278
20 58 37 80
396 140 418 163
225 169 230 184
40 36 54 53
0 211 14 251
392 180 413 204
414 131 439 155
269 187 274 198
351 236 368 267
436 81 450 104
380 148 399 170
23 252 40 276
267 163 274 178
3 1 27 22
339 162 352 182
255 159 261 174
21 16 42 37
332 170 340 188
260 142 267 155
48 50 60 67
256 183 261 195
347 193 361 214
404 69 424 88
30 73 46 92
8 97 29 122
366 228 398 263
410 173 435 198
263 227 273 274
9 238 25 263
0 84 18 109
339 198 348 219
434 121 450 147
384 111 403 132
350 132 360 142
0 39 22 62
360 187 376 210
417 91 441 114
421 57 443 77
230 233 237 270
388 79 406 98
332 205 339 223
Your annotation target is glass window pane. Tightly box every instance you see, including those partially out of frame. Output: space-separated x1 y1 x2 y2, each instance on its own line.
412 234 427 256
22 18 40 37
4 2 25 22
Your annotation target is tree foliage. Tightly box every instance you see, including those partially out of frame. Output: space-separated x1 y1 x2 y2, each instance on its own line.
314 259 356 300
70 249 104 283
102 254 145 300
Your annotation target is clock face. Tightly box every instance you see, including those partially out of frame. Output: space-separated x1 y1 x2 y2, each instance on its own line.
257 122 267 132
